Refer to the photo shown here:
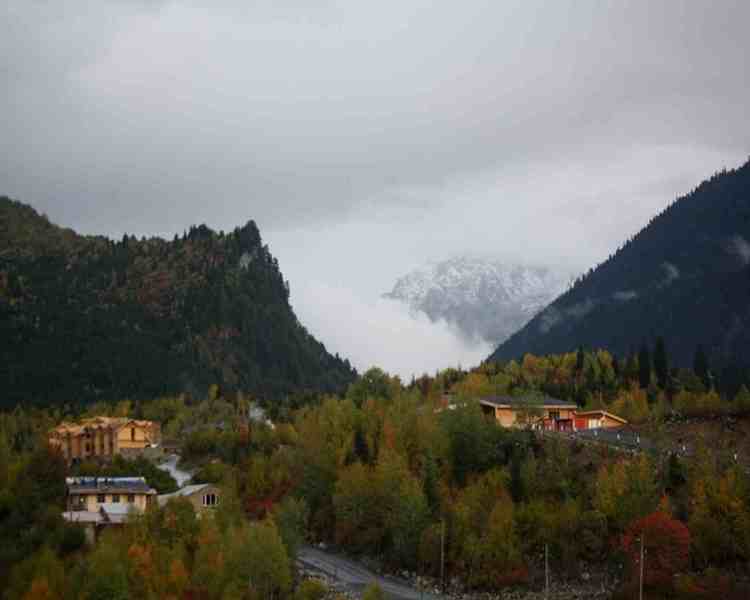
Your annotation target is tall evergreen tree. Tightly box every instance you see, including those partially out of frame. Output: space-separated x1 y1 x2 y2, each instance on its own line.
624 351 638 383
653 337 669 389
638 343 652 389
693 345 710 389
576 346 585 372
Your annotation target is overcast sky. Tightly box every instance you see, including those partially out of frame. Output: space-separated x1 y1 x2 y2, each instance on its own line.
3 1 749 377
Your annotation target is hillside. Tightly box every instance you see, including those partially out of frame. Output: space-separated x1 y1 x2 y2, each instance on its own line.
384 257 571 344
490 159 750 371
0 198 355 408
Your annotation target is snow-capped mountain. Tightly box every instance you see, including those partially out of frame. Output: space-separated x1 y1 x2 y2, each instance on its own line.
384 257 572 344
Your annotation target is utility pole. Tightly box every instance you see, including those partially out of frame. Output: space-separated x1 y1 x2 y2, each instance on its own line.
440 518 445 593
639 534 645 600
545 543 549 600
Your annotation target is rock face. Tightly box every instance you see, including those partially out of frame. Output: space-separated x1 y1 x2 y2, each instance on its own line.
384 257 571 344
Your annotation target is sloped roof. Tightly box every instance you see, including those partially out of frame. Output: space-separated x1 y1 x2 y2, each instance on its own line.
575 410 627 424
479 395 577 408
50 417 156 436
65 476 156 495
157 483 211 505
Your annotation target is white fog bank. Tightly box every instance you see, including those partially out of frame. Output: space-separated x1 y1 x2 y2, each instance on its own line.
289 280 493 380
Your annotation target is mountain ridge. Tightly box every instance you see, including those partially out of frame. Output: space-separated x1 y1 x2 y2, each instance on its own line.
489 158 750 374
384 256 572 344
0 197 356 408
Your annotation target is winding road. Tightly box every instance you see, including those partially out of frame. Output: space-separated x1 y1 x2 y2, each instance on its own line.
297 546 443 599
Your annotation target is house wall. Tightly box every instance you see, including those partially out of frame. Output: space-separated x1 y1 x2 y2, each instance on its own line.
600 414 623 428
51 421 158 463
545 408 576 421
494 407 517 427
69 492 152 512
182 485 221 514
115 425 152 452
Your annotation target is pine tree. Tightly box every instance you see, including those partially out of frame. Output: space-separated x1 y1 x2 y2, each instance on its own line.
612 354 621 380
653 337 669 389
576 346 585 372
693 345 710 389
624 351 638 383
638 343 652 389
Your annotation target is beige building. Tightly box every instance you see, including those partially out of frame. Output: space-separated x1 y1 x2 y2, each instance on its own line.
158 483 221 515
480 395 579 431
49 417 160 463
63 477 156 543
480 396 627 432
65 476 157 512
574 410 627 430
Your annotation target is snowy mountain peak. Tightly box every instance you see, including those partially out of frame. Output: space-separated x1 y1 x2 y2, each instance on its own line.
384 257 572 344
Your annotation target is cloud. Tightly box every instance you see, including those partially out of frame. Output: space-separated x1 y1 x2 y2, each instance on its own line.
289 280 493 379
613 290 638 302
3 1 750 375
727 235 750 265
2 1 749 239
661 262 680 286
538 306 563 334
538 298 598 334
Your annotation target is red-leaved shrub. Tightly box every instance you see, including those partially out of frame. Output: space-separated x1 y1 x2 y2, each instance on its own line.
621 511 690 589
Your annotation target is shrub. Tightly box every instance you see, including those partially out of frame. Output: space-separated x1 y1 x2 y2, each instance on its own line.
621 511 690 590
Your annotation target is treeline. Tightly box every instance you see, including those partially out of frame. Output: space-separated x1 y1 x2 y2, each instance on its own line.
431 341 750 424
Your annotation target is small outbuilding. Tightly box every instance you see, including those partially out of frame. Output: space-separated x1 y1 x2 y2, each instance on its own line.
157 483 220 515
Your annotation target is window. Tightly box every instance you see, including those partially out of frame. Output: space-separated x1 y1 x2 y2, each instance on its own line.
127 494 135 503
112 494 120 503
97 494 105 504
549 410 560 420
85 443 91 452
131 428 136 441
202 493 218 507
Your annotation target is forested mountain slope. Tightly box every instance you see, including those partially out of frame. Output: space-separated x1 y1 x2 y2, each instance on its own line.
490 159 750 370
0 198 355 408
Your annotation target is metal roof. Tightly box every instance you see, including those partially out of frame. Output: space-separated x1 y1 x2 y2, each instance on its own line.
479 395 577 408
157 484 212 505
65 476 155 494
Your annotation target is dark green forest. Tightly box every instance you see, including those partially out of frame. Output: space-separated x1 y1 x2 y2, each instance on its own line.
492 159 750 387
0 198 355 410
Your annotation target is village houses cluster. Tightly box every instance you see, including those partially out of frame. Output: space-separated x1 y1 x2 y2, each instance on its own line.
49 396 625 544
49 417 220 543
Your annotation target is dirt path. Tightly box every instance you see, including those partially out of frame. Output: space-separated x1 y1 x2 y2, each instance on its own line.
297 545 442 599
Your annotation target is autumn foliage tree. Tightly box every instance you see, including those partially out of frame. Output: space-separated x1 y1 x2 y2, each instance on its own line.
621 511 690 590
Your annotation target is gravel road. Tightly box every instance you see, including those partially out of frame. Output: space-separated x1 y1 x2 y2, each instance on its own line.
297 545 442 599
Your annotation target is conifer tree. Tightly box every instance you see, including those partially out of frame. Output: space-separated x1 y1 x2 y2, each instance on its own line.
693 345 710 389
653 337 669 389
575 346 585 372
638 343 651 389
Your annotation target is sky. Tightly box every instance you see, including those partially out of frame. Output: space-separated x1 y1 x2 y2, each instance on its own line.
3 1 749 378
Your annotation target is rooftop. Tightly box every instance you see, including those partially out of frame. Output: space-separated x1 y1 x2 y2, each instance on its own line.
157 483 211 505
479 395 577 409
51 417 156 436
65 476 156 495
575 409 627 423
